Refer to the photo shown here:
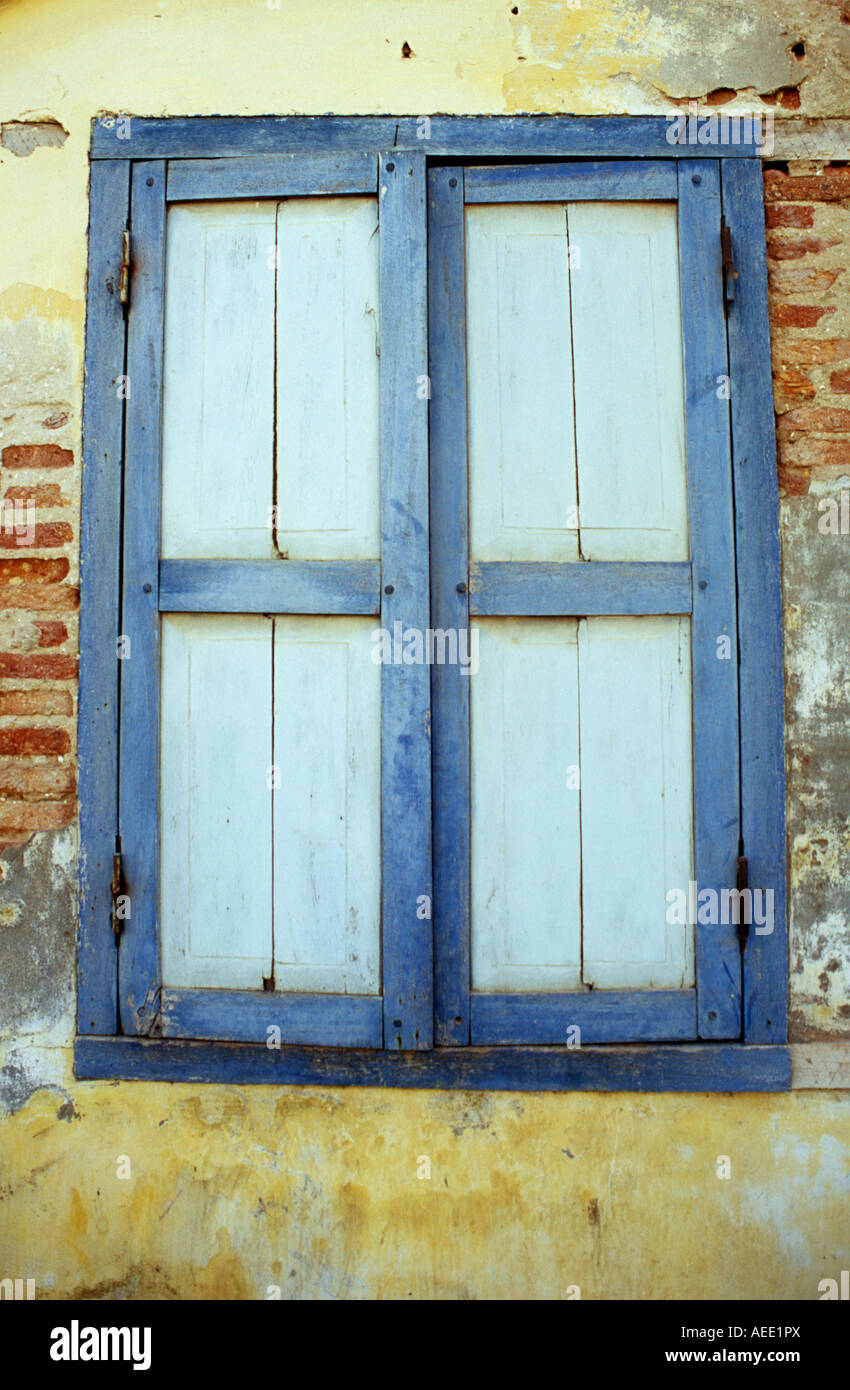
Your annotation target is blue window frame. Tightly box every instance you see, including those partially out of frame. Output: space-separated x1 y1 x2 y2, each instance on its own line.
77 117 789 1090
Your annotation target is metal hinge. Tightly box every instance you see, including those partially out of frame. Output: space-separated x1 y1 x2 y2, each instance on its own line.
118 228 131 308
111 836 124 937
736 846 749 949
721 217 738 313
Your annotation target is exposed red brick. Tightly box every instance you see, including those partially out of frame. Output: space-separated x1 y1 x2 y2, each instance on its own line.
773 366 815 399
0 689 73 716
0 655 77 680
705 88 737 106
0 800 75 832
0 832 34 852
780 437 850 469
829 371 850 393
0 522 73 550
4 484 67 506
764 168 850 202
769 267 842 294
767 236 841 260
1 444 73 470
765 205 814 228
0 585 79 612
771 304 834 327
772 338 850 365
778 465 811 496
35 621 68 647
760 87 801 110
0 557 69 583
0 763 76 799
777 406 850 434
0 728 71 756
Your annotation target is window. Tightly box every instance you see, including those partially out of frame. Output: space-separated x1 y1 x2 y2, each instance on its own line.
77 118 789 1090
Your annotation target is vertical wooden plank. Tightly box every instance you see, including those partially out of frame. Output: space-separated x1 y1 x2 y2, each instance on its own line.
465 203 579 562
470 619 582 992
569 202 689 561
379 150 433 1049
78 158 130 1034
273 618 381 993
161 202 277 559
579 617 694 988
276 197 381 559
722 159 788 1044
678 160 741 1038
118 162 167 1036
160 616 273 989
428 169 470 1045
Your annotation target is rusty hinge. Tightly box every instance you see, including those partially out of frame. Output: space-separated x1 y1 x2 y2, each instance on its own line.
736 847 749 949
111 835 124 937
118 228 131 308
721 216 738 313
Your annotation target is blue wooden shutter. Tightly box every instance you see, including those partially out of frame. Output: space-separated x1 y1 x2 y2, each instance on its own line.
430 159 741 1045
118 152 432 1048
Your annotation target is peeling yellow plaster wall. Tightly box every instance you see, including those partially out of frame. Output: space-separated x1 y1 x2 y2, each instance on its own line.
2 1084 850 1300
1 0 850 1300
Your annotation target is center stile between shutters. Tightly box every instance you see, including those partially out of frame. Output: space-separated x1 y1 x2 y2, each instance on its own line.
110 144 753 1060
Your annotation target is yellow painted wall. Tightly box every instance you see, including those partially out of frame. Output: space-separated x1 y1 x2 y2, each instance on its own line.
1 0 849 1299
4 1085 850 1299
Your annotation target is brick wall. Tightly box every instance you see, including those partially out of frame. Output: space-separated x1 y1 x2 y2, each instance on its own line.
765 162 850 495
0 442 77 852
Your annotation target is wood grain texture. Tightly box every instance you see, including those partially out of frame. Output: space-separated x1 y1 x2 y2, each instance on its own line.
379 150 433 1050
118 162 167 1037
273 619 381 994
275 197 380 559
91 116 762 161
471 619 582 992
160 989 382 1047
160 616 273 990
569 202 689 561
167 152 378 201
464 160 678 202
428 168 471 1045
469 561 692 616
722 159 788 1045
161 201 276 560
159 559 381 614
579 617 694 989
678 160 742 1039
466 203 578 563
471 990 696 1044
76 1037 792 1092
78 158 130 1034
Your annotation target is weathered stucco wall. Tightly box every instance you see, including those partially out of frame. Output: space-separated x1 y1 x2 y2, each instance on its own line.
1 0 849 1299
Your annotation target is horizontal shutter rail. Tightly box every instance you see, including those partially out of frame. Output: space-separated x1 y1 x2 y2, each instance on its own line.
166 151 379 201
468 560 692 617
471 990 697 1045
91 116 765 162
464 160 678 203
159 559 381 614
160 989 382 1048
